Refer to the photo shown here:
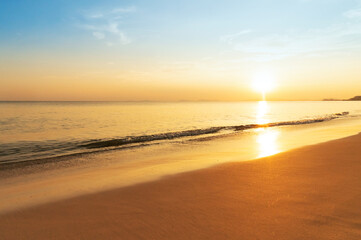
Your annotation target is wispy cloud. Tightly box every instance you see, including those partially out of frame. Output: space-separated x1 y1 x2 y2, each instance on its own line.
221 7 361 62
219 30 252 44
92 31 105 39
111 6 136 14
78 6 136 46
344 8 361 19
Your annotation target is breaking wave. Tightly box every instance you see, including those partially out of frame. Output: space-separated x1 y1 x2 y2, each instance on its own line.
80 112 348 149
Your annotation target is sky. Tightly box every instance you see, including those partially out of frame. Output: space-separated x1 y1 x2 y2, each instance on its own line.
1 0 361 101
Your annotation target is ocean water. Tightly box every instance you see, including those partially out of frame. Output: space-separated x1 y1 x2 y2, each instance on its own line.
1 101 361 165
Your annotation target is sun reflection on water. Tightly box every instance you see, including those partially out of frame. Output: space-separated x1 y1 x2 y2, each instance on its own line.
256 101 270 124
255 101 280 158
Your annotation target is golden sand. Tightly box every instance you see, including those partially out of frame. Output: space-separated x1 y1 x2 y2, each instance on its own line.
1 133 361 239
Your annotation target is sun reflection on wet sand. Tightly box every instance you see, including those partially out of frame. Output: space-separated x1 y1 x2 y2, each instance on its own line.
256 128 279 158
256 101 280 157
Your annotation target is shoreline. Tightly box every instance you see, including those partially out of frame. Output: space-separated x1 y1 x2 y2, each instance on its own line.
0 117 360 214
0 111 348 168
1 132 361 239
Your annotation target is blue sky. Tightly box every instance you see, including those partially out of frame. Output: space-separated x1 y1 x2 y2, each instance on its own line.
1 0 360 49
1 0 361 100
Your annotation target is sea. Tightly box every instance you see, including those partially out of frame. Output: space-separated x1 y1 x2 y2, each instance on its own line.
1 101 361 165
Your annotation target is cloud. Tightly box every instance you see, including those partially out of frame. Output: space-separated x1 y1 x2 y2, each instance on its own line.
220 8 361 62
78 6 135 46
92 31 105 39
83 6 136 19
111 6 136 14
219 30 252 44
344 8 361 19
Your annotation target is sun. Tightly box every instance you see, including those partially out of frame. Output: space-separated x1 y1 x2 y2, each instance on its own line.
252 72 276 100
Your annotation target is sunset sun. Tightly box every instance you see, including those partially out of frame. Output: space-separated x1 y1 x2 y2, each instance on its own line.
252 72 276 100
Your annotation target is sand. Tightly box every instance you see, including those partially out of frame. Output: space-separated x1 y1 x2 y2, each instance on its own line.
1 133 361 239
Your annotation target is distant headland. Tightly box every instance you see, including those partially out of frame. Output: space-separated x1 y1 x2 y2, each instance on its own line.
323 96 361 101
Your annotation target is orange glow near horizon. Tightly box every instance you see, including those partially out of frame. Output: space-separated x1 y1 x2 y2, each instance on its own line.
1 58 361 101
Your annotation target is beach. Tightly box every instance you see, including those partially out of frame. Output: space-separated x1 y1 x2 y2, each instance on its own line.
2 0 361 238
1 132 361 239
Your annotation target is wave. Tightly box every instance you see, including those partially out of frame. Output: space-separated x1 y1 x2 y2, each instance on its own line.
80 112 348 149
0 112 350 166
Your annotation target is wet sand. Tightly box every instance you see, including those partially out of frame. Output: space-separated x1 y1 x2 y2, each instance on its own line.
1 133 361 239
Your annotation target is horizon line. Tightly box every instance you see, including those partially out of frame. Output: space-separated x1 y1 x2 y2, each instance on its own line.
0 99 342 103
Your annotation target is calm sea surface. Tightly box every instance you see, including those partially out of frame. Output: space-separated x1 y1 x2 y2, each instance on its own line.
1 101 361 164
